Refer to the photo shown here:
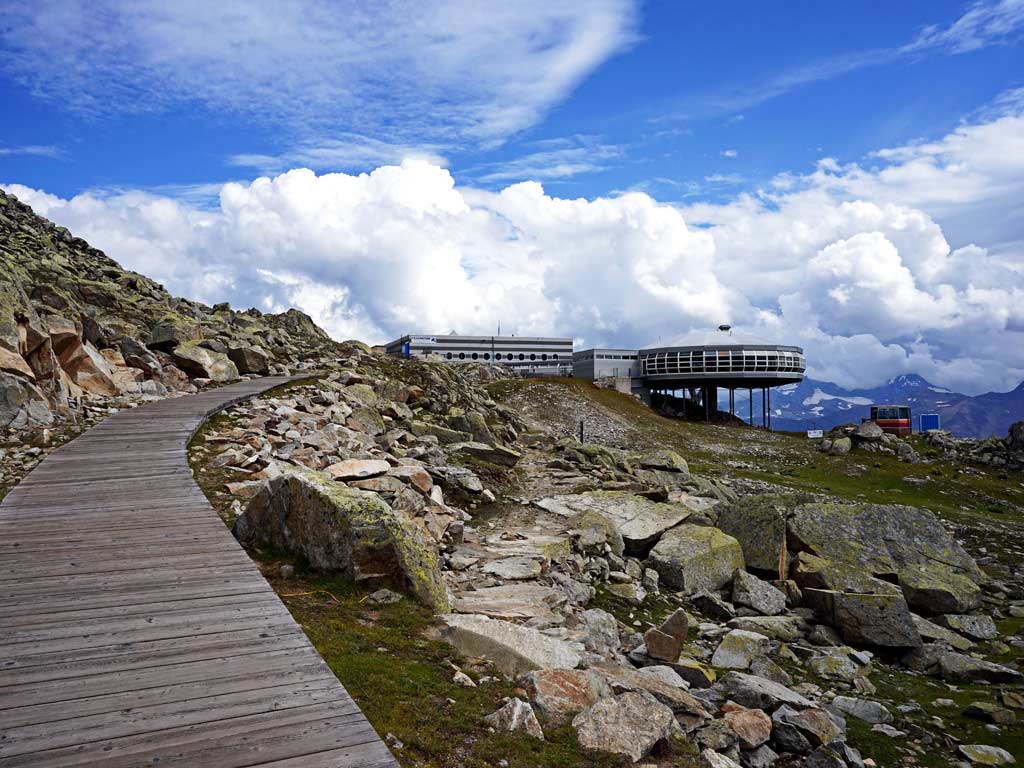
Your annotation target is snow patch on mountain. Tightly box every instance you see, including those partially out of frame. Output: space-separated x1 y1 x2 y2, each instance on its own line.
802 388 873 407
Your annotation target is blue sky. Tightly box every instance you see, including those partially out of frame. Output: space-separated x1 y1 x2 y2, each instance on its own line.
2 1 1024 393
1 0 1019 203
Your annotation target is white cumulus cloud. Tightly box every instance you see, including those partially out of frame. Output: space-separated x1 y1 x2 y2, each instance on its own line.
5 100 1024 395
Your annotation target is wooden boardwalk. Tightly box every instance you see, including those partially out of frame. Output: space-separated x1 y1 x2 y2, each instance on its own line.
0 378 398 768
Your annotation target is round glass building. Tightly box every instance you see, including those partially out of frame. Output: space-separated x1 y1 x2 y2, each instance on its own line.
639 327 805 427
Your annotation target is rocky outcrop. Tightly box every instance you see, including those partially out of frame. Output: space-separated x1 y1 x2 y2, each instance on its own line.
788 502 983 617
235 464 450 610
0 187 341 427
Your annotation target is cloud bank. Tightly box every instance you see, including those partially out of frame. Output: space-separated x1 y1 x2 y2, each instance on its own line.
6 105 1024 395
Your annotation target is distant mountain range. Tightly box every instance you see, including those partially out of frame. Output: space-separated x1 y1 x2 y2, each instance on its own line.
730 373 1024 439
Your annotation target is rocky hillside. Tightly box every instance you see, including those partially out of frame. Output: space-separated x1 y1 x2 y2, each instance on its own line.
0 188 340 429
190 362 1023 768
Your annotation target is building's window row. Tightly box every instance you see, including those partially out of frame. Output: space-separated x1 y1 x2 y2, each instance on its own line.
443 352 561 362
640 349 806 376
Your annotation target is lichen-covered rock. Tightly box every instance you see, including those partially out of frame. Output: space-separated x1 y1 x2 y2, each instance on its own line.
647 524 745 594
898 563 982 615
716 493 811 575
804 588 921 648
938 613 998 641
147 317 199 351
792 552 902 596
569 509 625 557
637 449 690 476
172 341 239 381
572 691 681 762
788 502 983 617
732 569 787 616
957 744 1016 765
937 652 1022 683
711 629 772 670
235 465 449 610
227 342 271 374
451 441 522 467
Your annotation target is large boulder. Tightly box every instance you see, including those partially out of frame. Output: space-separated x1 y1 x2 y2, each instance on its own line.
572 691 681 763
439 614 581 678
235 465 449 610
227 342 271 375
0 372 53 428
520 668 612 722
787 502 983 617
57 338 119 396
171 341 239 381
647 524 745 594
718 672 813 712
538 491 693 555
451 441 522 467
146 317 199 351
711 629 772 670
716 493 811 576
118 337 162 375
732 570 787 616
937 652 1022 684
804 588 921 648
853 421 884 442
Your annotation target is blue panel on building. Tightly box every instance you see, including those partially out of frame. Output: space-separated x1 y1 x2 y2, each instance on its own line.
919 413 941 432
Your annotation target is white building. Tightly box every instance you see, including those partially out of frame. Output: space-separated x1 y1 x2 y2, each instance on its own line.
385 333 573 372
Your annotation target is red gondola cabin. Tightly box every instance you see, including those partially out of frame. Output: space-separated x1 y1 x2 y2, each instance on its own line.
869 404 912 437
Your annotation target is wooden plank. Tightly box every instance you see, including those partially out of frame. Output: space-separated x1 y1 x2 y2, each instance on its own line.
0 626 307 685
0 376 396 767
0 638 327 710
0 702 372 768
1 667 341 735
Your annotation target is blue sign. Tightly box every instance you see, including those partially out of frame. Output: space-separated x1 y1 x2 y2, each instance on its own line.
401 341 411 359
919 413 941 432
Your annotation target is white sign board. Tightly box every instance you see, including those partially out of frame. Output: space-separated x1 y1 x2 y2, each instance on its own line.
411 336 438 344
806 429 824 439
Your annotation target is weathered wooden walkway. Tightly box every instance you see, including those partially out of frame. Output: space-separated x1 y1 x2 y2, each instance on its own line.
0 378 398 767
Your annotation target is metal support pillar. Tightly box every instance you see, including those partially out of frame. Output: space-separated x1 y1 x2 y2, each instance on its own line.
748 388 753 425
767 387 771 431
761 388 767 428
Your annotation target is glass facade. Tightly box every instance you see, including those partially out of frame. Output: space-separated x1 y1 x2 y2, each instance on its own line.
640 348 806 377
